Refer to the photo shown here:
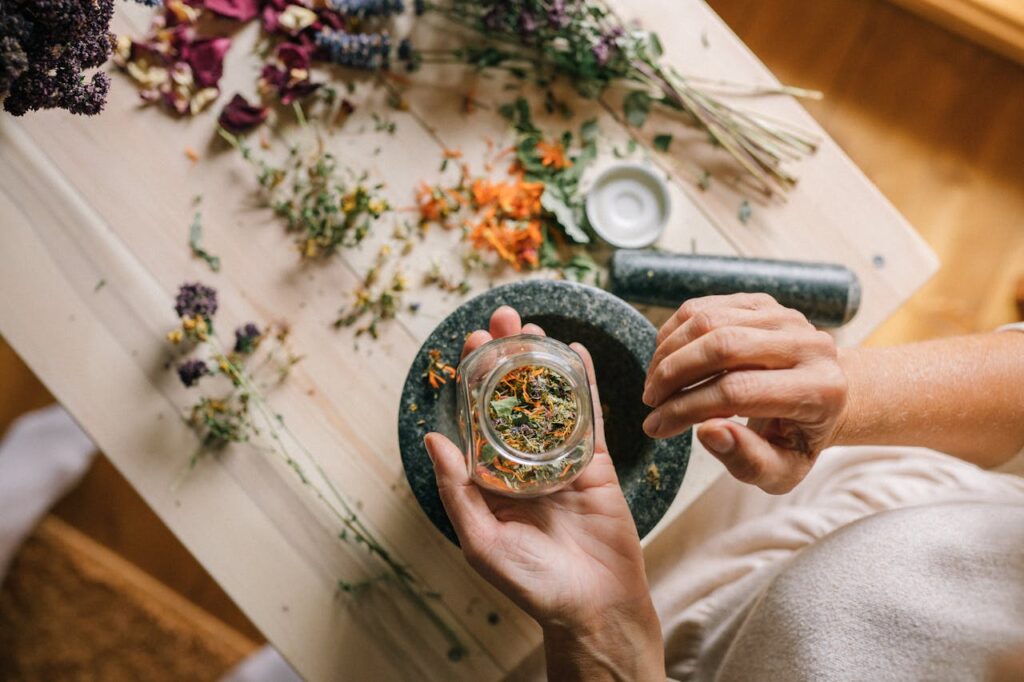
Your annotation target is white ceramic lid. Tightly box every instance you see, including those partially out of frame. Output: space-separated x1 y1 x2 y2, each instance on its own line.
585 163 670 249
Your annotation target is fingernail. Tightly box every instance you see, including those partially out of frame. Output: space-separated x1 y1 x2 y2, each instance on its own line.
642 412 661 437
702 428 735 455
641 387 654 407
423 433 438 463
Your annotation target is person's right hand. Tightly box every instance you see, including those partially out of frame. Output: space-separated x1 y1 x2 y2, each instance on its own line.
643 293 849 494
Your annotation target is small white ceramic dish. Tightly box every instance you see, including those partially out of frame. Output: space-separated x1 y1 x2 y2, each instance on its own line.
585 162 670 249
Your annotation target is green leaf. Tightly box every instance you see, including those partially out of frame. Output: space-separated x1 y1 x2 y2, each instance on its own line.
653 133 673 152
623 91 651 128
490 396 520 419
580 118 599 145
541 189 590 244
646 32 663 59
189 213 221 272
738 199 752 225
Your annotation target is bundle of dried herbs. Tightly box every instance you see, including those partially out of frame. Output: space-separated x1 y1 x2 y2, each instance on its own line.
219 124 391 260
165 281 467 660
414 0 818 195
0 0 118 116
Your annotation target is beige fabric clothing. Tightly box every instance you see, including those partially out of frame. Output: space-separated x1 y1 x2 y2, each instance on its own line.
654 446 1024 680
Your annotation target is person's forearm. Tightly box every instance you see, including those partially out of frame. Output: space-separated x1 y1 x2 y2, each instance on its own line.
833 331 1024 467
543 601 665 682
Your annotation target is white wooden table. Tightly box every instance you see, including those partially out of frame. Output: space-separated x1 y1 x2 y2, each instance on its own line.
0 1 936 679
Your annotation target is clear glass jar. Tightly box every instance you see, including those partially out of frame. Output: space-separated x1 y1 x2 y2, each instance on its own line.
456 334 595 497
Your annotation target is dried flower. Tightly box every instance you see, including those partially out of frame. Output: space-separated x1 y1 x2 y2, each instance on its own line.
219 125 391 260
1 0 115 116
420 0 819 195
175 282 219 321
177 358 210 387
218 93 269 132
161 285 466 658
423 349 456 389
114 10 232 116
326 0 405 18
204 0 260 22
233 322 262 354
315 30 392 71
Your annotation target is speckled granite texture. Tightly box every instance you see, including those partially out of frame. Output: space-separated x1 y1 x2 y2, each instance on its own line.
609 250 861 328
398 279 690 545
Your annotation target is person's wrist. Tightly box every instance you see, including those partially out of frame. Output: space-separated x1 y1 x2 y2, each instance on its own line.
828 346 859 447
541 597 664 682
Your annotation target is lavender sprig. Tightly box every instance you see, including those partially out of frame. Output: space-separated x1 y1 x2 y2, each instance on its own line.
315 30 393 71
326 0 405 19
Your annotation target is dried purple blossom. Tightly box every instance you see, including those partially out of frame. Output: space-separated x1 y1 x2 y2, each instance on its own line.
174 282 219 320
591 27 622 67
1 0 115 116
233 322 262 354
315 30 392 71
518 10 538 37
326 0 405 18
546 0 569 29
259 41 320 104
177 359 209 387
218 93 269 133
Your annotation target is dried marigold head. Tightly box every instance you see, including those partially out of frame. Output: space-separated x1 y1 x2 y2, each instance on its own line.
537 140 572 170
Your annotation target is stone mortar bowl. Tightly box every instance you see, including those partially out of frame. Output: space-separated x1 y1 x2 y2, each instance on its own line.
398 279 691 545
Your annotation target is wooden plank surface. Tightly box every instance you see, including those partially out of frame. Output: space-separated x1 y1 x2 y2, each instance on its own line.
0 1 936 679
888 0 1024 64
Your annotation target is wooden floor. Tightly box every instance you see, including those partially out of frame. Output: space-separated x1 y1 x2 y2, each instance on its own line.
1 0 1023 656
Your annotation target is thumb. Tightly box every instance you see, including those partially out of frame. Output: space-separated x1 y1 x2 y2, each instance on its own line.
697 420 811 495
424 433 496 544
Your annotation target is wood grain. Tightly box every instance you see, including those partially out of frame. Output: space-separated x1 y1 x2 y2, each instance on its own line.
707 0 1024 344
0 1 935 679
888 0 1024 64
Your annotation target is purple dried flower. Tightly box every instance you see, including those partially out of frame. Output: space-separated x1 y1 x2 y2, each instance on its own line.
174 282 219 320
315 30 392 71
518 10 538 37
218 93 269 133
547 0 569 29
233 322 262 354
1 0 115 116
591 28 622 67
177 359 209 387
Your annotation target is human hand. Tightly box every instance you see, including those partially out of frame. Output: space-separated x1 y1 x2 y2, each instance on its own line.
425 306 663 680
643 293 848 494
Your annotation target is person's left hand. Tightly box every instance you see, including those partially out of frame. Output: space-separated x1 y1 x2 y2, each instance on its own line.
424 306 664 680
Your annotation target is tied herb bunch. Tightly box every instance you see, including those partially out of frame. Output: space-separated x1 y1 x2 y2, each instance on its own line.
0 0 118 116
416 0 818 196
219 122 391 260
165 281 467 660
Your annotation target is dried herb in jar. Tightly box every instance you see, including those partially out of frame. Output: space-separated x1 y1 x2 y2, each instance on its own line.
487 365 577 455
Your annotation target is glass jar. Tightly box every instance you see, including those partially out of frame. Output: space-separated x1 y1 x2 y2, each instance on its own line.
456 334 595 497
